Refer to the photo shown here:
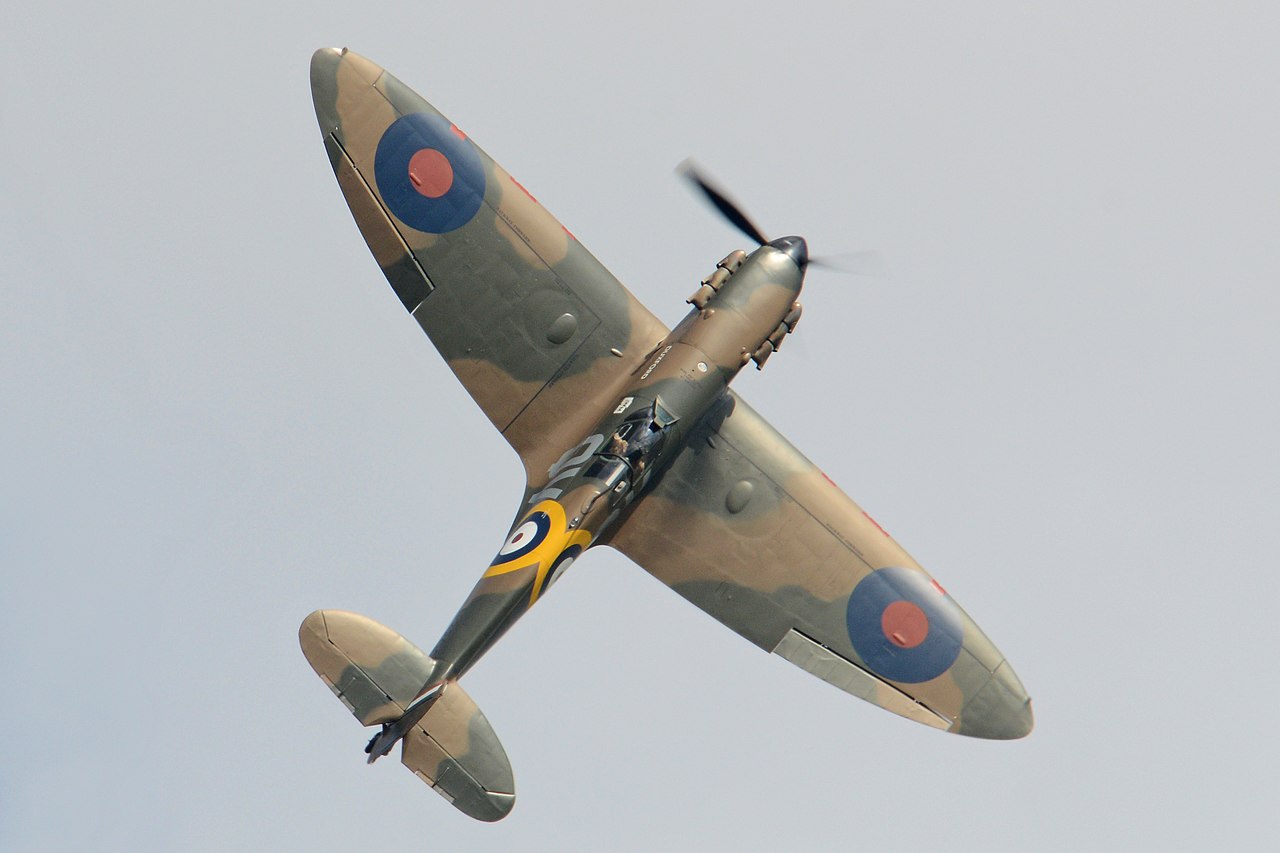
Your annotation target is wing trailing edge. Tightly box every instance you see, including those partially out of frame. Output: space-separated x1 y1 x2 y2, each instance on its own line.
772 628 952 730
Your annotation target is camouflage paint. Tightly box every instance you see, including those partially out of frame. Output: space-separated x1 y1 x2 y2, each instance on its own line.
301 47 1033 823
299 610 514 821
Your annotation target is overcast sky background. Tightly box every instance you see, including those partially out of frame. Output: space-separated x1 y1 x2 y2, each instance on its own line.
3 2 1276 850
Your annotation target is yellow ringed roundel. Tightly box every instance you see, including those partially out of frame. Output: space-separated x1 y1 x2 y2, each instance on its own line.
485 500 592 603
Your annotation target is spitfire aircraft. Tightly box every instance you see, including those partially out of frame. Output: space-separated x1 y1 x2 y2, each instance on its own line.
301 47 1033 822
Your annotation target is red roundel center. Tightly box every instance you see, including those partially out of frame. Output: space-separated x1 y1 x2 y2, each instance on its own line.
881 601 929 648
407 149 453 198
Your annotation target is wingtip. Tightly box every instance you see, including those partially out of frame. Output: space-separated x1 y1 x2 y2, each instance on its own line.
298 609 328 645
951 666 1035 740
309 49 343 134
477 792 516 822
309 46 345 81
309 47 390 137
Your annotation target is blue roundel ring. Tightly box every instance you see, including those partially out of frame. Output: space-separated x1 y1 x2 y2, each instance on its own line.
373 112 486 234
845 566 964 684
491 512 550 566
540 544 583 596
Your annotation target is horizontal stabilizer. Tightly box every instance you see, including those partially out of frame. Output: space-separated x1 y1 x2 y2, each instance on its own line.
299 610 516 821
299 609 438 725
401 683 515 821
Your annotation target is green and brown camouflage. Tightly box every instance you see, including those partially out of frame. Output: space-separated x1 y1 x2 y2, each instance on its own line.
424 232 810 685
301 47 1033 822
309 48 671 488
299 610 514 821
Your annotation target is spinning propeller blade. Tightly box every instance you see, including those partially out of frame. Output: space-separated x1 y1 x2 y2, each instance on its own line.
678 160 770 246
679 159 884 278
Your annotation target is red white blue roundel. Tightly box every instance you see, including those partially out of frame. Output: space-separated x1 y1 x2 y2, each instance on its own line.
490 511 550 566
374 113 485 234
845 567 964 684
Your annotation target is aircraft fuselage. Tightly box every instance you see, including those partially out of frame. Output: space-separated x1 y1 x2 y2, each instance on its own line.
424 238 808 686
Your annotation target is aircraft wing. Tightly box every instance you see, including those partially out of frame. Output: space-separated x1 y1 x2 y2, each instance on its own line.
309 49 670 485
605 392 1033 739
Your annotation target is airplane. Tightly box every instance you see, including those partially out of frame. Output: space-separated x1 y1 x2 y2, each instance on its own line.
300 47 1033 822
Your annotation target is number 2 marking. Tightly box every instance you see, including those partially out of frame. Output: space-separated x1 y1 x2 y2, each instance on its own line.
528 433 605 505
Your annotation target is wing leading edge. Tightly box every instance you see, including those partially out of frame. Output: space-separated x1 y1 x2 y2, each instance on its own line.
606 392 1033 739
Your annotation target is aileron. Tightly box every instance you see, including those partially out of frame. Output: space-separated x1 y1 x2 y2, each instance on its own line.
773 629 952 730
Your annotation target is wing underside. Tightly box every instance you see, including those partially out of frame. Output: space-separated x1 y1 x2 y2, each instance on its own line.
310 48 670 486
310 48 1030 740
606 392 1033 739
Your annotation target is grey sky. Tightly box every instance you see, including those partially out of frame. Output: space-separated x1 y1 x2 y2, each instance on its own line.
3 2 1276 850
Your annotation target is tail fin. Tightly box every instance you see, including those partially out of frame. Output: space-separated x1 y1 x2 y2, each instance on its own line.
299 610 515 821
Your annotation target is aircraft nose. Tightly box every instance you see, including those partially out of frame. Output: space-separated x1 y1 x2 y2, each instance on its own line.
767 236 808 270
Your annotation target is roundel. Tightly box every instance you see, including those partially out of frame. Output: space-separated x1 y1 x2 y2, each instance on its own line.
491 512 551 566
544 544 583 592
845 567 964 684
373 112 486 234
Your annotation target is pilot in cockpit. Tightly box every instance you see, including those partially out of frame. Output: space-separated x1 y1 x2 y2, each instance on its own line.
589 400 679 490
610 402 675 465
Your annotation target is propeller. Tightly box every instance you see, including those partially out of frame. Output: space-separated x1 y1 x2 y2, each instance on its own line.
678 159 888 279
807 250 890 278
677 159 770 246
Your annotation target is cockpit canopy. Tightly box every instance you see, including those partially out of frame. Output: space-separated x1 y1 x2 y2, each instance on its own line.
583 398 678 487
610 399 677 463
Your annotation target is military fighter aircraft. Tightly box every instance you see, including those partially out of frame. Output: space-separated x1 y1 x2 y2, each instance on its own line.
300 47 1033 822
